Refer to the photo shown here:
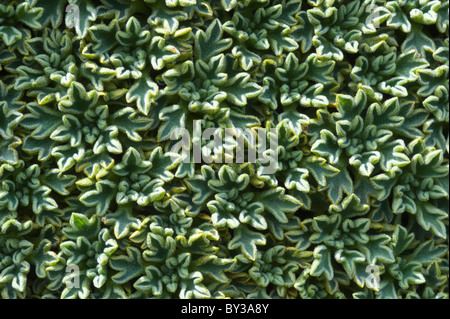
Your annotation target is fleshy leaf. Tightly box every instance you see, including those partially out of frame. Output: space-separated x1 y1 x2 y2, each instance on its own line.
228 225 266 261
110 247 145 284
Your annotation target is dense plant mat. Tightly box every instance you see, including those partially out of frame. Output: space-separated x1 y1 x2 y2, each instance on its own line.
0 0 448 299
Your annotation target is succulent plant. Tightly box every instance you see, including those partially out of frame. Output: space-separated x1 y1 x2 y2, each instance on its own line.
0 0 448 299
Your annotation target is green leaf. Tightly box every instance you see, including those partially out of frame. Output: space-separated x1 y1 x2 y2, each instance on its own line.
311 130 342 164
208 197 240 229
0 180 18 211
292 11 315 53
366 98 404 129
436 1 449 32
299 83 328 107
0 81 23 111
221 0 237 11
20 104 62 139
15 2 43 29
42 170 76 196
418 66 449 97
392 225 415 256
303 156 339 187
50 114 82 146
285 168 310 192
223 73 262 106
341 219 370 246
89 19 120 53
148 36 179 70
228 225 266 261
386 1 411 32
22 136 56 162
423 86 449 122
79 180 116 216
335 249 366 279
255 187 301 223
94 126 123 155
353 176 377 205
0 137 21 165
232 45 261 71
285 220 312 251
334 90 366 121
61 271 91 299
259 76 278 110
104 205 140 239
157 104 186 141
411 240 448 265
416 202 448 239
0 25 22 46
267 26 299 55
196 255 234 283
378 139 410 172
110 107 152 142
392 101 428 138
116 16 150 47
31 186 58 214
35 0 67 28
358 234 395 264
239 202 267 230
110 247 145 284
411 147 447 179
163 61 195 95
143 227 176 263
76 151 114 178
134 266 163 295
148 146 178 182
390 258 425 289
179 272 211 299
195 19 232 61
305 54 335 83
68 0 97 37
208 165 249 195
80 62 116 91
0 103 22 139
395 50 429 80
51 145 84 172
375 279 397 299
322 167 353 204
310 214 342 247
31 239 58 278
402 25 436 56
310 245 333 280
58 82 98 115
125 76 159 115
0 261 30 292
422 261 448 291
63 213 100 241
329 194 369 219
14 63 50 91
60 236 92 264
113 147 150 176
185 166 215 204
313 35 344 61
148 6 188 34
